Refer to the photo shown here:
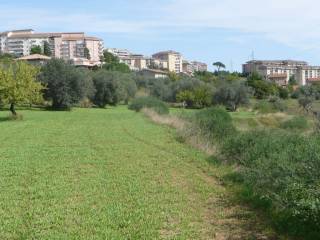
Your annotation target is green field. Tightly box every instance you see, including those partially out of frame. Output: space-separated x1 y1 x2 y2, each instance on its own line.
0 107 274 239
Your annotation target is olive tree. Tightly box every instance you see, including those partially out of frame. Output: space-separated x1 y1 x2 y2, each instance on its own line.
39 59 89 110
214 81 250 111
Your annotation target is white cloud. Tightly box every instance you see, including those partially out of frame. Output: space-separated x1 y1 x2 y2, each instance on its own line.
160 0 320 50
1 0 320 51
0 7 145 33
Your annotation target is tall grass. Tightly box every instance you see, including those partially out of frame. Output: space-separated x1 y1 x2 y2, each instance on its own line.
129 96 169 115
181 107 320 238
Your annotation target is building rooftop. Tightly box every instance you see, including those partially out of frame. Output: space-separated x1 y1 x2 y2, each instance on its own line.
142 69 168 74
153 50 181 56
245 60 308 65
16 54 51 61
307 77 320 82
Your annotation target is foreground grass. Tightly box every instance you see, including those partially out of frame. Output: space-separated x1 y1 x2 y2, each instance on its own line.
0 107 275 239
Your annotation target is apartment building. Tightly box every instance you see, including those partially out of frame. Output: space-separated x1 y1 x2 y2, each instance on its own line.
183 60 207 75
106 48 148 71
242 60 320 86
0 29 104 65
152 50 183 73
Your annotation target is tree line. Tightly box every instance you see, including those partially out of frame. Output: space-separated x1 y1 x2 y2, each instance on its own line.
1 53 320 116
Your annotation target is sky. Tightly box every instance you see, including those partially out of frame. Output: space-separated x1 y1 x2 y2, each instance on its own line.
1 0 320 71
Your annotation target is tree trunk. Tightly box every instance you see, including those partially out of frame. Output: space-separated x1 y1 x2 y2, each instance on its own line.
10 103 17 116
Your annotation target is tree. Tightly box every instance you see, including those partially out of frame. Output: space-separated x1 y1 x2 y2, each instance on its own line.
30 45 42 55
0 62 44 115
91 70 121 107
84 47 91 60
39 59 88 109
213 62 226 72
101 51 131 73
176 87 211 109
214 81 249 111
289 75 297 86
168 72 180 81
102 51 119 64
176 90 194 108
103 62 131 73
43 41 52 56
298 97 313 113
247 72 278 99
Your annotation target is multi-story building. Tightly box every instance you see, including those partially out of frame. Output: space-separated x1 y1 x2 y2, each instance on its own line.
106 48 148 71
183 60 207 75
106 48 131 59
148 58 169 70
0 29 104 65
242 60 320 86
152 50 183 73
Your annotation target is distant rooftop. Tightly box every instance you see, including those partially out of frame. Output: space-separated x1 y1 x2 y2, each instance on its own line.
16 54 51 61
153 50 181 56
1 29 102 41
246 60 308 65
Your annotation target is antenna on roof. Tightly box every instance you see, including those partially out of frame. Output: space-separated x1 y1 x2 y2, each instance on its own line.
230 60 234 73
251 50 255 61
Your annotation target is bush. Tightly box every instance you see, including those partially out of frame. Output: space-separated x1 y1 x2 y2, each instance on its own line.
192 107 236 140
177 87 212 109
222 130 320 238
254 100 276 113
280 116 308 130
278 87 289 99
254 98 286 113
128 97 169 115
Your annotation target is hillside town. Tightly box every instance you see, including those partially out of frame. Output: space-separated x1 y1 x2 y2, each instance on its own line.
0 29 207 78
2 1 320 239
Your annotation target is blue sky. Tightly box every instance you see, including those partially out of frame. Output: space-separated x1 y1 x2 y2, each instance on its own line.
1 0 320 71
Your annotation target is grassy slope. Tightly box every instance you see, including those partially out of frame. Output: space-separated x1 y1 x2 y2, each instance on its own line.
0 107 274 239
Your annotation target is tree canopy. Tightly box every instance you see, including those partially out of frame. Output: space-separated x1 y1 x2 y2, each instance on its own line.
38 59 89 109
0 61 44 115
30 45 42 55
213 62 226 72
43 41 52 56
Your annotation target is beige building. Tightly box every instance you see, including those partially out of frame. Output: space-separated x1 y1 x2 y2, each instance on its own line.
16 54 51 66
183 60 207 75
120 54 148 71
106 48 148 71
0 29 104 66
243 60 320 86
140 69 168 79
152 50 183 73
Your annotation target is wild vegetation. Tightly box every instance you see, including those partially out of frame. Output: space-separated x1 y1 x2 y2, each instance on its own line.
1 54 320 239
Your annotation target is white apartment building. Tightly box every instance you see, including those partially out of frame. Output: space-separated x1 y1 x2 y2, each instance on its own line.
0 29 104 65
183 60 208 75
243 60 320 86
152 50 183 73
106 48 131 59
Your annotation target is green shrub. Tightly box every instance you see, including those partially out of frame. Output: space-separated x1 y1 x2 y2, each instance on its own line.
254 100 276 113
222 130 320 238
128 97 169 115
254 99 286 113
280 116 308 130
192 107 236 140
